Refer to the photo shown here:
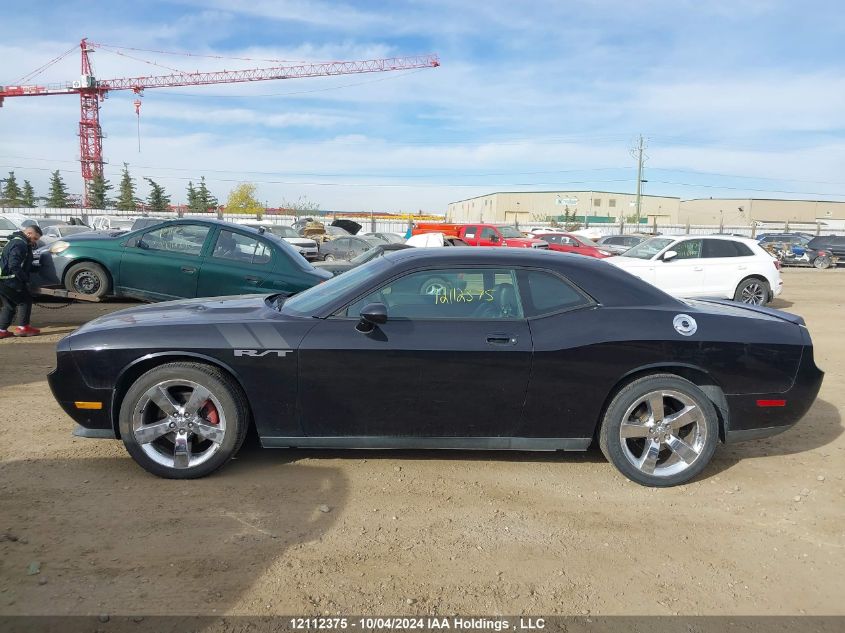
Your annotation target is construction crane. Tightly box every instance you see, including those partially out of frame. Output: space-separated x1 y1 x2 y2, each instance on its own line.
0 39 440 205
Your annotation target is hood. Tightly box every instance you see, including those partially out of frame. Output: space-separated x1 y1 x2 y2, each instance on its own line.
63 230 126 242
73 294 279 335
284 237 318 247
605 255 653 267
331 219 362 235
503 237 547 246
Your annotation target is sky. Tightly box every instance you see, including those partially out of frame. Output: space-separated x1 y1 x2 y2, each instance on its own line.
1 0 844 213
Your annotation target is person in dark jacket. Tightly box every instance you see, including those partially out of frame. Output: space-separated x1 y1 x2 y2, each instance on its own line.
0 224 42 338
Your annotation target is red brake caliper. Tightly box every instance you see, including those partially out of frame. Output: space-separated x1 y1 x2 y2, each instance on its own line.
200 400 220 425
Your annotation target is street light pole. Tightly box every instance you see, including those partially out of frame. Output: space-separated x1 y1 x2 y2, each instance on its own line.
632 135 646 226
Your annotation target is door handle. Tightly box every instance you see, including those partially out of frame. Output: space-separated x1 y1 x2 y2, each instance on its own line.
244 276 260 285
738 265 747 270
181 266 197 274
693 266 704 271
487 334 517 346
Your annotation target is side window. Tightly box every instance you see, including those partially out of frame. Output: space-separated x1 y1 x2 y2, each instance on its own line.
672 239 702 259
703 239 742 258
518 270 592 317
139 224 210 256
344 268 523 320
212 230 272 265
480 227 498 240
463 226 478 238
734 242 754 256
544 235 561 245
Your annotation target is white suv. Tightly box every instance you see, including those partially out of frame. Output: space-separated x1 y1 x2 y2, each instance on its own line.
607 235 783 305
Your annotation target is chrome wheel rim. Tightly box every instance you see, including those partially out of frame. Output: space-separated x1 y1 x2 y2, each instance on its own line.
814 257 829 269
132 379 227 470
619 389 708 478
740 282 766 305
73 270 101 294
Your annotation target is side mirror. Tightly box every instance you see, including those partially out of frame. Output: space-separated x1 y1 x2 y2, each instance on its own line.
137 240 149 250
489 234 499 242
662 250 678 261
356 302 388 333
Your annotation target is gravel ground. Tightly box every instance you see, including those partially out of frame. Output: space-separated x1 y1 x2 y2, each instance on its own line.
0 268 842 616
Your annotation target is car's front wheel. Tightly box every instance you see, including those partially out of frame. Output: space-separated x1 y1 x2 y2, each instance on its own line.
119 362 249 479
599 374 719 487
64 261 111 299
323 253 336 261
734 277 770 305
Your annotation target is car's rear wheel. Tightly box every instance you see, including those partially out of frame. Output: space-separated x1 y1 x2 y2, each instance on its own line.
599 374 719 487
734 277 770 305
323 253 336 261
119 362 249 479
64 261 111 299
813 255 832 270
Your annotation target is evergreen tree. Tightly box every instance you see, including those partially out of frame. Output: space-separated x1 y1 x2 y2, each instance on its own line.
116 163 138 211
1 171 23 206
186 181 198 211
145 178 171 212
86 171 113 209
197 176 218 212
46 170 71 208
21 180 36 207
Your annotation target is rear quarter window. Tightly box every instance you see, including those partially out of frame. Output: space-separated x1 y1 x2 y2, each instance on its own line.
518 269 593 317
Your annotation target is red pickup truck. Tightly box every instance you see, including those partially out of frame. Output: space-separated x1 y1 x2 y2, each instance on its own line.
412 223 548 249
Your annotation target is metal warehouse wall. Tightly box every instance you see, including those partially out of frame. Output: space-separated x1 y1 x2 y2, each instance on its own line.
447 191 681 223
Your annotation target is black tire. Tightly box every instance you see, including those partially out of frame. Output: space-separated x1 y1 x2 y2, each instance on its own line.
733 277 770 305
813 256 832 270
119 362 249 479
419 276 451 296
64 261 111 299
598 374 719 487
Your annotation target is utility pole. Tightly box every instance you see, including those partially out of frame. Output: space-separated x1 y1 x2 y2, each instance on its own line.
631 135 647 226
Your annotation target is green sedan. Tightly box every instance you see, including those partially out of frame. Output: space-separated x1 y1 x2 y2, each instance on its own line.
35 218 332 301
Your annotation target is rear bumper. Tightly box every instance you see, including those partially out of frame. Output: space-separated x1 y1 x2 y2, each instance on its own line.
724 344 823 442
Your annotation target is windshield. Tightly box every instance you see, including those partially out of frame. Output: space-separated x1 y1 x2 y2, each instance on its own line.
498 226 523 238
350 245 385 265
281 257 391 317
0 218 15 231
273 226 299 238
623 237 675 259
578 237 601 247
326 226 350 236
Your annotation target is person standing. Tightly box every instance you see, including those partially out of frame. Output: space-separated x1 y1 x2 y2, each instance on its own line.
0 224 43 338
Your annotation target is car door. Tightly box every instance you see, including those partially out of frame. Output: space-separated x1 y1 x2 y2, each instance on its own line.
118 222 212 299
700 238 749 297
477 226 501 246
653 238 706 297
196 228 281 296
297 267 533 438
461 225 480 245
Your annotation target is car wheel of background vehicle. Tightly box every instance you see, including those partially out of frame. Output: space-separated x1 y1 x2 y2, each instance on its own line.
813 256 832 270
323 254 336 261
599 374 719 487
419 276 450 296
119 362 249 479
64 262 111 299
733 277 770 305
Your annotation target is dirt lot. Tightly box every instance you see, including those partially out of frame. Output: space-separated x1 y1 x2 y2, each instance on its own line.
0 268 843 617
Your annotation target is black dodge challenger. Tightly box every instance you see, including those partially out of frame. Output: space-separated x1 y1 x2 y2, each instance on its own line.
49 248 823 486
